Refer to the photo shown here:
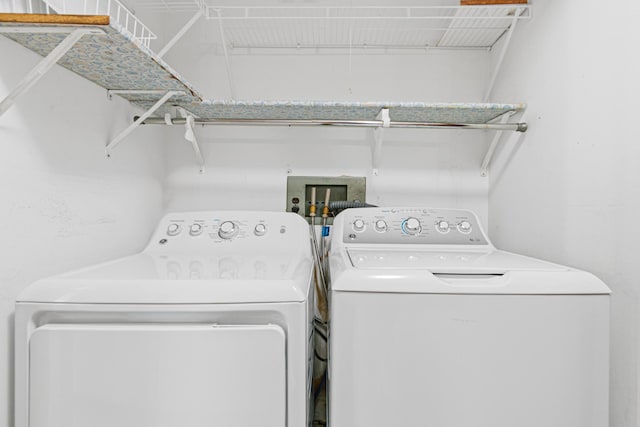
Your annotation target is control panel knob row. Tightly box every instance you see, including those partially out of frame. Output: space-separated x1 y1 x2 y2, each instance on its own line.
403 217 421 235
218 221 239 239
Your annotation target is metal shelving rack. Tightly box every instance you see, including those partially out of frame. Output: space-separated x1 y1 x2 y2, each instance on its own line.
0 1 530 175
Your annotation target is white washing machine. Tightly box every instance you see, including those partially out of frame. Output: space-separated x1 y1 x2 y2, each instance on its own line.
15 211 314 427
329 207 610 427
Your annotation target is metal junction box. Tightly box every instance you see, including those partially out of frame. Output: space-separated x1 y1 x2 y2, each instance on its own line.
286 176 366 225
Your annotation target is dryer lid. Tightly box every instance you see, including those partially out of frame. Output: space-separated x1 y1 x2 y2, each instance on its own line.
17 253 313 304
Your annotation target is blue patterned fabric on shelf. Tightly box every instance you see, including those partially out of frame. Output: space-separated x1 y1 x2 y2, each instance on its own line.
1 21 202 103
0 19 525 125
191 100 525 123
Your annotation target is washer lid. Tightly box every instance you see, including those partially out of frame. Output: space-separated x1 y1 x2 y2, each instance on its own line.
17 253 312 304
335 249 610 295
348 248 566 273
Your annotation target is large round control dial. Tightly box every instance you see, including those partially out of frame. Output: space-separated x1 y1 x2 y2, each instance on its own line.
402 217 421 235
374 219 388 233
436 220 450 233
218 221 239 240
353 219 366 232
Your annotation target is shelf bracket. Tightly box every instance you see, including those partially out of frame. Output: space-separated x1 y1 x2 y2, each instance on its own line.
107 89 172 100
480 111 514 177
179 109 205 173
372 108 390 176
157 7 204 59
483 7 524 102
105 90 184 156
0 27 103 118
214 8 236 100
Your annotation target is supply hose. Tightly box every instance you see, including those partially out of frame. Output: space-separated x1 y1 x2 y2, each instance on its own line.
328 201 377 215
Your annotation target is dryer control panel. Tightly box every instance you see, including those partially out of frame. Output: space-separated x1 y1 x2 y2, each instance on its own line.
339 208 489 245
146 211 311 253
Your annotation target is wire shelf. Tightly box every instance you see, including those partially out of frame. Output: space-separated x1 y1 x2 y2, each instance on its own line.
135 3 530 50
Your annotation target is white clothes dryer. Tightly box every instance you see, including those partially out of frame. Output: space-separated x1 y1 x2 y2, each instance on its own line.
329 207 610 427
15 211 314 427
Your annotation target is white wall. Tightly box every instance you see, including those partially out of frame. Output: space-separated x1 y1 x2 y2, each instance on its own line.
0 36 166 427
163 125 489 217
489 2 640 426
155 12 493 220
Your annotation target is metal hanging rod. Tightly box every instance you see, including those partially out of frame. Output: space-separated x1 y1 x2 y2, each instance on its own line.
229 44 492 51
138 117 528 132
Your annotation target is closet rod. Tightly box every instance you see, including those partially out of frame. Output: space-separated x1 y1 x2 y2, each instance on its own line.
139 117 528 132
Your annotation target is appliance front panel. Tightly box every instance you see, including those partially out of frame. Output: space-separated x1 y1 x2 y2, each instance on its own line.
329 292 609 427
29 324 286 427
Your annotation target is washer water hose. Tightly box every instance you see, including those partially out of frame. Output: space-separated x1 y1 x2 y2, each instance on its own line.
309 187 328 317
320 188 331 279
329 200 377 215
309 187 330 422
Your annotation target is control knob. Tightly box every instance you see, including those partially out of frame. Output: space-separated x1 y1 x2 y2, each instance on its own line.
403 217 421 235
457 220 472 234
254 223 267 236
374 219 388 233
436 220 450 233
189 223 204 236
167 223 181 236
353 219 366 232
218 221 239 240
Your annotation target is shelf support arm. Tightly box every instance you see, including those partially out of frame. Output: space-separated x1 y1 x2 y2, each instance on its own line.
157 8 204 59
372 108 390 176
0 27 102 118
480 111 514 177
106 90 184 156
483 7 523 102
215 8 236 100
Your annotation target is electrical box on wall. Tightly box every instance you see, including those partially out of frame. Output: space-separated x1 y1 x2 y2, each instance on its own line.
286 176 366 225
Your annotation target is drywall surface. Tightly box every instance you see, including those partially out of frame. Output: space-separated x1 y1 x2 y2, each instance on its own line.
151 10 487 102
0 36 165 427
156 10 493 223
489 2 640 426
163 125 490 222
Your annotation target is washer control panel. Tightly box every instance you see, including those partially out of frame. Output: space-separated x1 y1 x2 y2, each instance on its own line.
340 208 488 245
